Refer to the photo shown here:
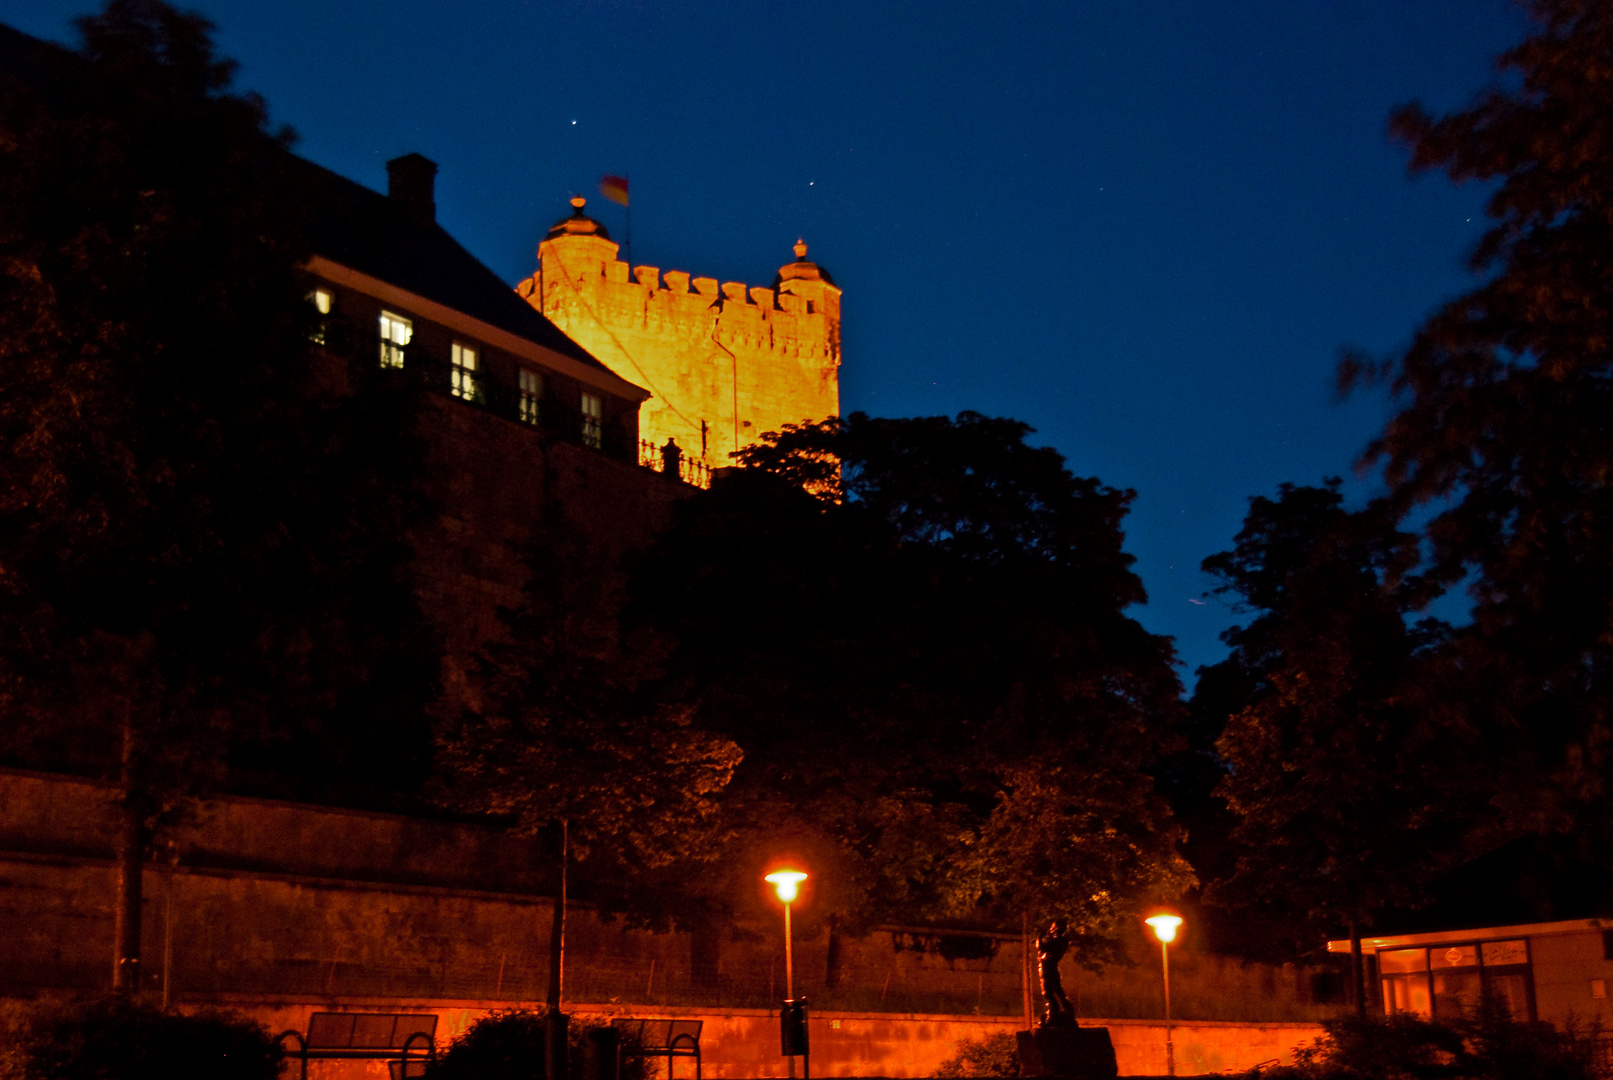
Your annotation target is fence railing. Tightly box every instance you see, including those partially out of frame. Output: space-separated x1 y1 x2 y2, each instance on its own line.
639 440 712 489
1 954 1023 1016
0 950 1343 1022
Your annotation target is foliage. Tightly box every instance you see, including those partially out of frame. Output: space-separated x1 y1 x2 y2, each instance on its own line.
424 1009 650 1080
629 411 1191 954
1338 0 1613 874
1196 481 1482 939
932 1031 1021 1078
0 0 438 989
1259 1005 1596 1080
435 500 741 871
0 0 437 809
0 997 280 1080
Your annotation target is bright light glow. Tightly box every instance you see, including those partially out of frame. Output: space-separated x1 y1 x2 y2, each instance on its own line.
766 870 808 903
1146 914 1183 943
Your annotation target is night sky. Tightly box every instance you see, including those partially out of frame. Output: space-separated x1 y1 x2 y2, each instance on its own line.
1 0 1528 680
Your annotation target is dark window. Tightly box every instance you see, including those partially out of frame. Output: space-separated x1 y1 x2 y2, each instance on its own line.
580 392 603 449
519 369 544 425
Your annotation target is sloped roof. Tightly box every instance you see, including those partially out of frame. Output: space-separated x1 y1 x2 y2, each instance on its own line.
293 156 611 374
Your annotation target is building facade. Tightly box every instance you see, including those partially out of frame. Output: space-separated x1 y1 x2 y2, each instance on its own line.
1327 919 1613 1029
297 153 692 704
517 198 841 469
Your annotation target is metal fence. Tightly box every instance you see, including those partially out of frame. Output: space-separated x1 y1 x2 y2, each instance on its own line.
638 440 713 489
30 954 1026 1015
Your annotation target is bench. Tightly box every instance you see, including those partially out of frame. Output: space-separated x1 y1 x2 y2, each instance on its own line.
611 1017 703 1080
277 1012 438 1080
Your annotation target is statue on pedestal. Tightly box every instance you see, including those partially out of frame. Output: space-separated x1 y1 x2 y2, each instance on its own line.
1038 919 1076 1028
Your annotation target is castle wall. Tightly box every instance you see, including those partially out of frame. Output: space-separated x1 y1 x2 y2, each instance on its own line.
0 770 1338 1036
518 231 840 466
414 394 689 708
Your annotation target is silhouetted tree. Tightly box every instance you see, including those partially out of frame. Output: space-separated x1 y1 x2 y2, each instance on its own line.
1340 0 1613 888
1198 482 1480 1007
629 412 1191 959
436 501 739 1077
0 1 437 994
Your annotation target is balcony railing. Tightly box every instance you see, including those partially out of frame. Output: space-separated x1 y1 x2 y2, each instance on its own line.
639 440 712 489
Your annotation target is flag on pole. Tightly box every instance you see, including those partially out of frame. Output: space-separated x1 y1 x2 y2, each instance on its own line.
600 175 629 206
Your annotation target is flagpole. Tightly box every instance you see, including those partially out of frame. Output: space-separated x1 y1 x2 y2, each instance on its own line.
600 175 631 266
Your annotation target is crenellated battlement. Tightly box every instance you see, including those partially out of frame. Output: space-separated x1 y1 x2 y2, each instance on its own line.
515 198 840 466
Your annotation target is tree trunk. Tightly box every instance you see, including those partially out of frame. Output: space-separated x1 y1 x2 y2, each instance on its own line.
1022 911 1034 1031
546 820 568 1080
1349 920 1365 1016
112 717 144 995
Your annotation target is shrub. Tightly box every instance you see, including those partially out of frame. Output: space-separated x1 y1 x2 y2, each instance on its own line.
426 1009 653 1080
933 1030 1020 1077
1256 1003 1597 1080
3 996 280 1080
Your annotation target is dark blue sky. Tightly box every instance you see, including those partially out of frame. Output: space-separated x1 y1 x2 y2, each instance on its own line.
3 0 1528 680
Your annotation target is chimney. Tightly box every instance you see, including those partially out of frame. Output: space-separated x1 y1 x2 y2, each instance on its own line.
386 153 438 225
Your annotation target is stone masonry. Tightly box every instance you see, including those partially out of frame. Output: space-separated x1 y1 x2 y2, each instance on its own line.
517 199 841 467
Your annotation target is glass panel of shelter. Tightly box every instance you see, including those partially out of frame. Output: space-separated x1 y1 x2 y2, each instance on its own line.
1379 940 1532 1021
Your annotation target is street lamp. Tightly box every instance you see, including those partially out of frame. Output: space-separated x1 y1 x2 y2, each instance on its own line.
766 870 810 1079
1145 913 1183 1077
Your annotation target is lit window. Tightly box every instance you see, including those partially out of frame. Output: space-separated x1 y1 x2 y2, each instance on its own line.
580 392 603 448
451 342 481 402
519 369 544 425
1380 948 1430 1017
379 310 412 368
1379 941 1534 1022
308 289 333 345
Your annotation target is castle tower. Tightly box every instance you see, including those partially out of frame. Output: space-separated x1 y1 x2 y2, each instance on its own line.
515 198 841 466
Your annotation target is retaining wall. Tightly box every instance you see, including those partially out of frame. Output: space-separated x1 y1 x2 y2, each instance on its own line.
193 997 1324 1078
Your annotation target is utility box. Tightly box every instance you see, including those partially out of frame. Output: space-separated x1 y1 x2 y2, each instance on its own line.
780 998 809 1056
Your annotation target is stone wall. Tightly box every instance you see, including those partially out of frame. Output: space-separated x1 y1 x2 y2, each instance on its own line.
0 769 1340 1030
179 998 1323 1078
415 393 689 708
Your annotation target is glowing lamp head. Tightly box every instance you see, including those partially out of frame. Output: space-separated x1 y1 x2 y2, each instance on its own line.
1146 913 1183 943
766 870 808 903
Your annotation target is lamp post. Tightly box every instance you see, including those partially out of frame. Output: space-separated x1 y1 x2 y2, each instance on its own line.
1145 913 1183 1078
766 870 809 1079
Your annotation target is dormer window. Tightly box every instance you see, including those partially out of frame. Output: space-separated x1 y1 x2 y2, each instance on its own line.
580 392 603 449
379 311 412 368
451 342 481 403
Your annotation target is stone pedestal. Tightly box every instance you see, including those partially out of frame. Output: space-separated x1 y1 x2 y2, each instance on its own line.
1016 1027 1118 1080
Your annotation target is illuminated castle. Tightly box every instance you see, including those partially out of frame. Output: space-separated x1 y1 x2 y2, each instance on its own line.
516 197 841 467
